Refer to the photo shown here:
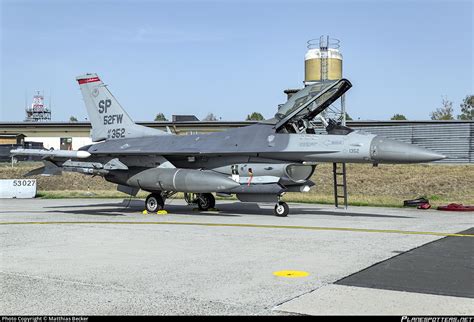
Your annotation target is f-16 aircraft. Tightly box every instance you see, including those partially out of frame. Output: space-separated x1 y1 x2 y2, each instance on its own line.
11 74 445 216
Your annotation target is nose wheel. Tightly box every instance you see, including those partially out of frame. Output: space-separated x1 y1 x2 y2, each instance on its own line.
274 201 289 217
145 193 165 212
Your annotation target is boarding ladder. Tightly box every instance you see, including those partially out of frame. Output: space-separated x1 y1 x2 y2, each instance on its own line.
332 162 348 208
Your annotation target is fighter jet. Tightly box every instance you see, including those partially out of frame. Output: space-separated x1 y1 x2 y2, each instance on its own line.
11 74 445 216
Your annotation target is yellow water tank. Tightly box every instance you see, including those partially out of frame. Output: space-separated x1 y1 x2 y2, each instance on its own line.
304 48 343 82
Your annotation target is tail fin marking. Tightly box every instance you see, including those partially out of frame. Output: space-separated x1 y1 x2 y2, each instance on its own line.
76 73 167 141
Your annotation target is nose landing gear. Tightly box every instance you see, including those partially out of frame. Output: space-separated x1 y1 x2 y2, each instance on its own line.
274 201 289 217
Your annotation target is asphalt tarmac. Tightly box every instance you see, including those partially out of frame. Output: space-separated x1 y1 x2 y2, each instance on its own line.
1 198 473 315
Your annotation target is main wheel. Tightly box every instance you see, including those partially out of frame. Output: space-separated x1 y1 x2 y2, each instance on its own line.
274 202 289 217
145 193 164 212
197 193 215 211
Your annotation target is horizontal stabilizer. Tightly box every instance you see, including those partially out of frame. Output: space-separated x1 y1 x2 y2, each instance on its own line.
24 160 62 177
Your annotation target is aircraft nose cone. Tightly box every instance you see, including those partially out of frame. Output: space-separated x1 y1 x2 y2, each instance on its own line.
370 136 446 163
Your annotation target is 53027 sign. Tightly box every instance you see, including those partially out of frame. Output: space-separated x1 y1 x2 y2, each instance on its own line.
0 179 37 198
12 179 36 187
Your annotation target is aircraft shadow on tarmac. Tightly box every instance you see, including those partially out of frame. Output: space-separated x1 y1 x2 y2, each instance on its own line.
47 209 128 217
174 204 413 218
45 200 138 216
45 199 413 219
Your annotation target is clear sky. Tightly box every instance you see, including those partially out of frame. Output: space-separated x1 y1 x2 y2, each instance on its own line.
1 0 472 122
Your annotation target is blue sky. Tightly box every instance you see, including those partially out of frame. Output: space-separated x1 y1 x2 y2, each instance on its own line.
1 0 472 122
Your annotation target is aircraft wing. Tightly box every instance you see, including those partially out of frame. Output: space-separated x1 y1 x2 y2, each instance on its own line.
274 79 352 131
10 148 93 177
12 147 176 177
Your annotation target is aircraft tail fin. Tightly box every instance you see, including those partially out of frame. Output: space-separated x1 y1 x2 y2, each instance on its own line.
76 73 168 141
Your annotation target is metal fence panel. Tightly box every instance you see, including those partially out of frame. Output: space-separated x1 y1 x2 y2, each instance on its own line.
353 123 473 164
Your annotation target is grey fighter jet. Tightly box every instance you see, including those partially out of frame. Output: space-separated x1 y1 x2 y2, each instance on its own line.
11 74 445 216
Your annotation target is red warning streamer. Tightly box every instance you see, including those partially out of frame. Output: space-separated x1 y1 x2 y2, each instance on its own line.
78 77 100 84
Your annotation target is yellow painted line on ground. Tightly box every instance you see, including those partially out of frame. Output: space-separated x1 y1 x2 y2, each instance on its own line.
273 270 310 278
0 220 473 238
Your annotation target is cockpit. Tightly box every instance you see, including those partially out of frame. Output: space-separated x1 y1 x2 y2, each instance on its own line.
273 79 353 135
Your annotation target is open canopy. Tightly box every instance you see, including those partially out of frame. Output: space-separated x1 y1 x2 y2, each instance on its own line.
274 79 352 132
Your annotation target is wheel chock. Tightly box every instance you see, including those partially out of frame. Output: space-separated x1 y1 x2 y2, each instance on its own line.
142 210 148 215
157 210 168 215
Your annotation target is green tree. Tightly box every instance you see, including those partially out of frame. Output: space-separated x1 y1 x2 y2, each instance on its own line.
69 116 78 122
457 95 474 120
391 114 407 120
154 113 168 121
345 112 353 121
430 97 454 120
246 112 264 121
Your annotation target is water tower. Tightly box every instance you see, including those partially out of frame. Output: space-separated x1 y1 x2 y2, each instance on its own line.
304 36 346 125
304 36 342 83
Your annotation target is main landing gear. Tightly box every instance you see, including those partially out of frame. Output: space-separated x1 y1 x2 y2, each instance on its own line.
184 192 215 211
145 193 165 212
145 192 216 213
